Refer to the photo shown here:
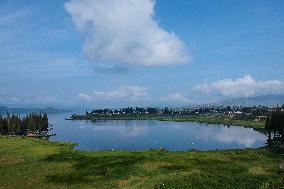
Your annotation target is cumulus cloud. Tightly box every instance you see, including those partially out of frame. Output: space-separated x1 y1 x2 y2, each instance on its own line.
78 86 150 102
195 75 283 98
160 93 191 104
78 93 92 102
65 0 190 66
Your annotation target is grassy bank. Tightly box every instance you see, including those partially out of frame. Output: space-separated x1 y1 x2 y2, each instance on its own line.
159 116 265 129
73 114 265 129
0 136 283 189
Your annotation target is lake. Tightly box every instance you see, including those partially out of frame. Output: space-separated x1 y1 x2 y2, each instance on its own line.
49 113 267 151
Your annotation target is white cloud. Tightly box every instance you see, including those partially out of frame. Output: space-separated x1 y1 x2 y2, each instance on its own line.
65 0 190 66
195 75 283 98
160 93 191 104
78 93 92 102
79 86 149 102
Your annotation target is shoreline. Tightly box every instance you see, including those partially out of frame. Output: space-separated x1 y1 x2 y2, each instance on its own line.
70 115 265 129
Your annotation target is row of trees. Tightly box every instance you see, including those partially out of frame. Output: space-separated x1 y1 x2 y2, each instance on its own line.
86 105 281 117
265 110 284 144
87 107 158 115
0 113 49 135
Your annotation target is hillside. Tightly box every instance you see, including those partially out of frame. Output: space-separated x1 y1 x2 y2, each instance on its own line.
0 106 71 114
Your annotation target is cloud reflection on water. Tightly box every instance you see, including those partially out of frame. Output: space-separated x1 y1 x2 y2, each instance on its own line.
50 115 267 151
197 126 266 147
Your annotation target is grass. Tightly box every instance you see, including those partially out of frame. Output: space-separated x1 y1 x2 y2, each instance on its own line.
159 116 265 129
0 136 283 189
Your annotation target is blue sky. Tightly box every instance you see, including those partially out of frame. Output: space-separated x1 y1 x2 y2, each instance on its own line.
0 0 284 108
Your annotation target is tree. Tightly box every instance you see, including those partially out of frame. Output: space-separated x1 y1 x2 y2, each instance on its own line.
265 116 272 146
42 113 49 131
266 110 284 144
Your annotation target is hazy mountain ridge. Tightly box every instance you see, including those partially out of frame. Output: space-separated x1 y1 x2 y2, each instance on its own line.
0 106 72 114
213 94 284 107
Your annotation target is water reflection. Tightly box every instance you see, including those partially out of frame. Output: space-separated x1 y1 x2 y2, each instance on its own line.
49 113 267 151
196 126 264 147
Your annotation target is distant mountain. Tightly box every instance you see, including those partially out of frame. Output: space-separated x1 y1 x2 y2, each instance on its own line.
213 94 284 107
0 106 72 114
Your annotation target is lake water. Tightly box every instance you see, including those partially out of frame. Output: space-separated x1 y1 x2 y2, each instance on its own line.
49 113 267 151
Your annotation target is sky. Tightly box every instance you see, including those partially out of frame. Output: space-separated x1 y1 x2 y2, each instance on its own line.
0 0 284 108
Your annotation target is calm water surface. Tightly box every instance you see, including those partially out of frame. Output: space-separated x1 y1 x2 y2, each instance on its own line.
49 113 267 151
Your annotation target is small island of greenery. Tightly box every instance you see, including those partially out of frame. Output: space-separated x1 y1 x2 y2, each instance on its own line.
69 105 281 129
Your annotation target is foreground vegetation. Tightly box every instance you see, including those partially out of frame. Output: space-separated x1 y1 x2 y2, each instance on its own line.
0 136 283 189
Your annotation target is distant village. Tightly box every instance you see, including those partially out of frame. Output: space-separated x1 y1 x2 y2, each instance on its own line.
73 105 284 122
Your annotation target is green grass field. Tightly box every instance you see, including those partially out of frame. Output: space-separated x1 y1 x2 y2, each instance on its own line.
0 136 283 189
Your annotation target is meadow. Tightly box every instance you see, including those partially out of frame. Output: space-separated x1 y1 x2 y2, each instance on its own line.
0 136 283 189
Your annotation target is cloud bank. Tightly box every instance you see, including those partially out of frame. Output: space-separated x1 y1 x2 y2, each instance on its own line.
159 93 191 104
79 88 193 106
195 75 283 98
79 86 149 102
65 0 190 66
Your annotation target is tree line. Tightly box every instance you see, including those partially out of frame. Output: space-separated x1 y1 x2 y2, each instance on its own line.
86 105 281 117
0 113 49 135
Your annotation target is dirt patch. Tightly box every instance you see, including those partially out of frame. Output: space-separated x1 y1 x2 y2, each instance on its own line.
117 176 148 188
279 160 284 172
0 155 24 166
249 166 268 175
117 179 128 187
143 162 172 169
